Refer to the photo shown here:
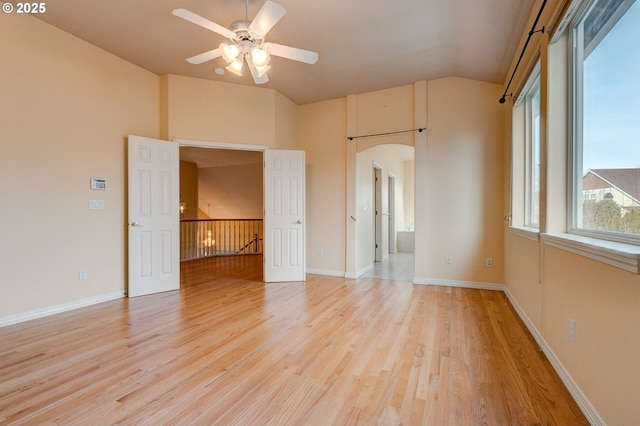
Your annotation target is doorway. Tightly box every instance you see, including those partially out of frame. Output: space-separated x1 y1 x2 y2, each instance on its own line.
352 143 415 281
176 140 306 284
374 164 382 262
127 136 306 298
179 144 264 282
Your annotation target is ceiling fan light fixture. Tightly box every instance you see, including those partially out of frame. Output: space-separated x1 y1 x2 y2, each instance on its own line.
174 1 319 85
250 46 270 67
225 58 244 76
255 63 271 78
220 43 240 63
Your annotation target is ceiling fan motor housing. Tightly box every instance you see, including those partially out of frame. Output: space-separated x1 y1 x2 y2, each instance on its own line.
230 20 264 44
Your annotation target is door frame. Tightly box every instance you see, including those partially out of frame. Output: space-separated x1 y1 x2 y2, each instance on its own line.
174 138 268 279
346 141 419 278
388 172 396 254
373 163 383 262
176 139 268 154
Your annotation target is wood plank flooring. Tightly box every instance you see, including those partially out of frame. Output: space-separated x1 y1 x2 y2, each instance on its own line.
0 256 588 425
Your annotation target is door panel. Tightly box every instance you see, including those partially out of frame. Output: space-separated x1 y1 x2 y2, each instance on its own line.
128 135 180 297
264 149 305 282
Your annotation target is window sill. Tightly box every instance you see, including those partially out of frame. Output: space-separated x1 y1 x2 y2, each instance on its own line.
541 233 640 274
510 226 540 242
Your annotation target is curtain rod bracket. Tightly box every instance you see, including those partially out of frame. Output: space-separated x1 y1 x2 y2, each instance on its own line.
499 93 513 104
529 26 545 36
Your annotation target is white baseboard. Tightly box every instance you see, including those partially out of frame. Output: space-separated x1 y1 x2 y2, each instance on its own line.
503 289 605 426
413 277 505 291
345 263 374 279
0 291 125 328
306 268 345 277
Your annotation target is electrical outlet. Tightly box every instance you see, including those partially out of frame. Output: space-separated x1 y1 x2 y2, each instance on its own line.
569 318 576 342
79 269 87 280
446 256 453 265
318 249 324 257
486 258 493 267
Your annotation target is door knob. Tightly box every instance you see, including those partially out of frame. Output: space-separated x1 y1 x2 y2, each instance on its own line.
130 221 144 228
296 219 302 224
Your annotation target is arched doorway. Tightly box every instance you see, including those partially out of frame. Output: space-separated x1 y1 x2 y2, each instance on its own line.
350 143 415 280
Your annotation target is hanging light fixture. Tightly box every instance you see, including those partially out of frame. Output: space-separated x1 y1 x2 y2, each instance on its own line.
220 43 240 63
225 57 244 76
251 46 269 67
173 0 318 85
250 46 271 77
208 0 274 81
218 41 272 79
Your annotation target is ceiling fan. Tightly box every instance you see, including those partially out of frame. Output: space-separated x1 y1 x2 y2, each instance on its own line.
172 0 319 85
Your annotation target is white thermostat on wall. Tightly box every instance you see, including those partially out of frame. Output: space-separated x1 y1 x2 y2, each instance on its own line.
90 177 107 191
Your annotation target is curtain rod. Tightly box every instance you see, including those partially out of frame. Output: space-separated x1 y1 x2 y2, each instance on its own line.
499 0 548 104
347 128 426 141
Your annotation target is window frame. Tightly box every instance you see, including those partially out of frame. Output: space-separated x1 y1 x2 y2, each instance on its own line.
568 0 640 246
524 67 541 229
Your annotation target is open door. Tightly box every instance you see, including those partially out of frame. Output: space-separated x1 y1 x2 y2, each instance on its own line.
264 149 306 282
127 135 180 297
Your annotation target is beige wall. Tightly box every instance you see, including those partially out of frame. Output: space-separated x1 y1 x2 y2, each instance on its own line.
179 161 199 220
506 234 542 330
422 77 505 284
403 160 415 226
541 247 640 425
297 99 346 275
275 91 299 150
0 14 159 317
161 74 297 149
355 85 415 149
198 163 263 219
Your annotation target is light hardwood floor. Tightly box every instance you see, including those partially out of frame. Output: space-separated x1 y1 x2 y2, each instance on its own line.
0 256 588 425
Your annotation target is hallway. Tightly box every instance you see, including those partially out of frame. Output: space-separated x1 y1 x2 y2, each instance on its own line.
362 253 414 282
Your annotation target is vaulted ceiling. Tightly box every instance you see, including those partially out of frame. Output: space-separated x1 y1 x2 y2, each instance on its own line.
33 0 535 105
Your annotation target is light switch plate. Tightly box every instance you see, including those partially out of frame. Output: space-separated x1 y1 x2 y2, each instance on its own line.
89 200 105 210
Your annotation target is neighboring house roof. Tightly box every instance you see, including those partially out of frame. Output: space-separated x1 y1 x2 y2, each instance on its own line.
583 169 640 204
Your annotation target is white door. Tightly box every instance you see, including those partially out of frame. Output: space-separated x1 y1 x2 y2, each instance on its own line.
264 149 306 282
127 135 180 297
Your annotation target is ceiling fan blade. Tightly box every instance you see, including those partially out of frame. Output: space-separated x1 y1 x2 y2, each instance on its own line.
187 48 222 65
249 0 286 36
172 8 234 39
247 59 269 85
264 42 318 64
